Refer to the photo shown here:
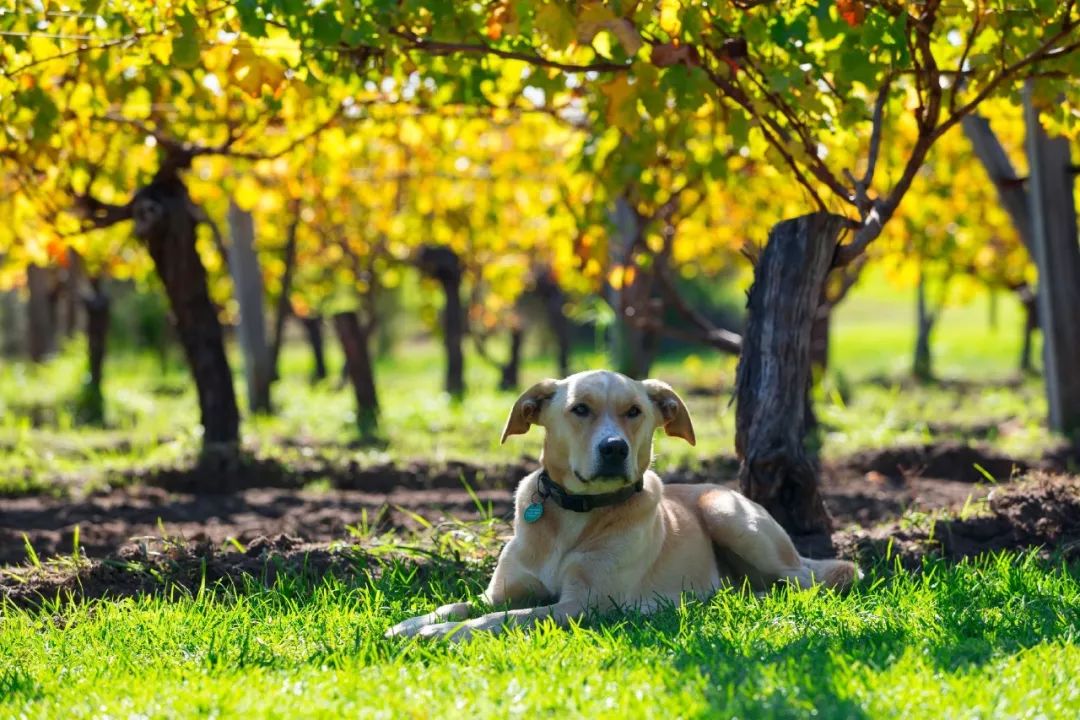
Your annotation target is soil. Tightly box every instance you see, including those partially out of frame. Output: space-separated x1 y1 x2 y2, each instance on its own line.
3 445 1078 609
838 440 1034 482
834 473 1080 568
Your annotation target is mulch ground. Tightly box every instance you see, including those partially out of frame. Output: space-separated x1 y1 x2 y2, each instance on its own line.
2 443 1078 608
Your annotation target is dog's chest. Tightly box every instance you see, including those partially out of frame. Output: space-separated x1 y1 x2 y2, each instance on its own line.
527 512 594 594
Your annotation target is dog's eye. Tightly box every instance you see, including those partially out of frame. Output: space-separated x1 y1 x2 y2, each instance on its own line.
626 405 642 418
570 403 590 417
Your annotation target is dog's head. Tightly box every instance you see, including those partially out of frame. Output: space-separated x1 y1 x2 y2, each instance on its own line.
501 370 695 492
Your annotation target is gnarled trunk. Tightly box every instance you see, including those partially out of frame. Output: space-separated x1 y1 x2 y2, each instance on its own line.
809 304 830 372
735 213 845 538
535 269 572 376
27 264 56 362
0 291 20 357
333 310 379 437
301 315 328 382
913 272 936 382
419 246 465 398
499 326 524 391
77 277 110 425
133 174 240 447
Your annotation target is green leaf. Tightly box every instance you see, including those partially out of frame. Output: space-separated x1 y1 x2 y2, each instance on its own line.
172 12 201 69
237 0 268 38
310 12 343 45
26 88 60 142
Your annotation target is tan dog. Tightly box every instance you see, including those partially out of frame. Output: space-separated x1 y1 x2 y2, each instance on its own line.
387 370 858 641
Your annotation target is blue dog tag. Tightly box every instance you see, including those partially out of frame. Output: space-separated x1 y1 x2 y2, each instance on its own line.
524 502 544 523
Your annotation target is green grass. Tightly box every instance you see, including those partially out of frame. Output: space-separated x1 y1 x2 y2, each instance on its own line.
2 553 1078 718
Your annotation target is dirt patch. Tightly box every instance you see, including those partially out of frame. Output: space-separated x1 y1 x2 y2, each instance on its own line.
835 473 1080 567
0 534 471 609
2 462 990 570
117 452 538 495
0 485 514 567
840 441 1032 482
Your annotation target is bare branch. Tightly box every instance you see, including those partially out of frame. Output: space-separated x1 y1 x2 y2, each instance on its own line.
391 28 632 74
73 193 133 230
654 265 742 355
95 104 342 169
860 77 891 191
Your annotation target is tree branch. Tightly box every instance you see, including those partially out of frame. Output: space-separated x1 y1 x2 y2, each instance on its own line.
391 28 632 74
73 194 133 230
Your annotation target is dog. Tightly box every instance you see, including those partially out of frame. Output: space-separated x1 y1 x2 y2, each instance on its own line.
386 370 858 641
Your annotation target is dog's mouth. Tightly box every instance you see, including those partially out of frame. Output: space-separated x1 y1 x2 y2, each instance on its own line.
574 469 630 485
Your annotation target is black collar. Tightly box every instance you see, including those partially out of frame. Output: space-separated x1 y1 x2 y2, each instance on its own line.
537 470 644 513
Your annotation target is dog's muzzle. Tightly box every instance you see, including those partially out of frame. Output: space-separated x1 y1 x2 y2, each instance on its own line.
591 436 630 480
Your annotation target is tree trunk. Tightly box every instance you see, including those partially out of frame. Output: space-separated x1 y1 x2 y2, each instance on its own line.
0 291 22 357
132 174 240 447
913 272 935 382
269 212 299 382
1019 287 1039 374
77 277 110 425
1025 86 1080 436
333 311 379 437
607 196 639 375
735 213 845 538
620 302 661 379
419 246 465 398
27 264 56 362
300 315 328 382
227 201 272 414
535 269 572 377
809 303 830 373
499 326 524 391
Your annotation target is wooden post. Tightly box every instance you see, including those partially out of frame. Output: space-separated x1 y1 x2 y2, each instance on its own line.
1024 84 1080 436
227 200 272 414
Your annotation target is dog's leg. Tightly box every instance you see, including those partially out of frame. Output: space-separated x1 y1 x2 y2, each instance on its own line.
699 489 858 590
416 599 588 642
387 544 550 639
384 602 474 638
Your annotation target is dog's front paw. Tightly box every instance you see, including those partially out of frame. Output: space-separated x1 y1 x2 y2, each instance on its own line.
385 615 433 639
416 621 477 643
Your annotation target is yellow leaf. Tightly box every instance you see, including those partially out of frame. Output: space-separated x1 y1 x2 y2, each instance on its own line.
608 263 626 290
659 0 681 36
234 175 261 212
399 117 424 147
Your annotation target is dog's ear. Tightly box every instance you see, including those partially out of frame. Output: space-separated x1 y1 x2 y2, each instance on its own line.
643 379 696 446
501 379 559 443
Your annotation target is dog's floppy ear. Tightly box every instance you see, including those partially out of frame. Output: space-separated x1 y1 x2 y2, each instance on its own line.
501 379 559 443
643 379 696 446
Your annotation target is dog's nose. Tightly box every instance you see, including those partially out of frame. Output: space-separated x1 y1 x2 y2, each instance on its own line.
598 437 629 461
